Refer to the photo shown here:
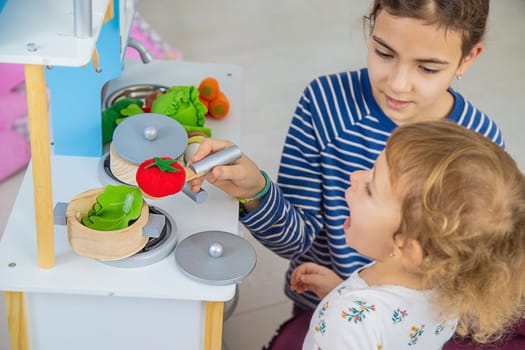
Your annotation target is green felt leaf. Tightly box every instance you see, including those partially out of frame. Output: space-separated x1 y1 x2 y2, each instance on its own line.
87 203 102 217
151 85 208 127
182 125 212 137
101 98 143 144
145 157 182 172
83 215 128 231
120 103 144 117
81 214 127 231
81 185 143 231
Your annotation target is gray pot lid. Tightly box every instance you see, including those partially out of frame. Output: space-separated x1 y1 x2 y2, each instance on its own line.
175 231 257 285
112 113 188 164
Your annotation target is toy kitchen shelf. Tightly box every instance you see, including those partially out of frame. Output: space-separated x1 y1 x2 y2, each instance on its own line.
0 0 132 66
0 0 244 349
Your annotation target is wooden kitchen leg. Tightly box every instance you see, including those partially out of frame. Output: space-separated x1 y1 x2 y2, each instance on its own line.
204 301 224 350
24 64 55 269
103 0 114 23
5 291 29 350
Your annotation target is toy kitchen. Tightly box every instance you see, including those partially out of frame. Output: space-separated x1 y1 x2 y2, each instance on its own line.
0 1 256 349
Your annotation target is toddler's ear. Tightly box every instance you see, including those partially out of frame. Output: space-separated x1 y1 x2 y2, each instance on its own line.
403 239 424 268
393 234 424 268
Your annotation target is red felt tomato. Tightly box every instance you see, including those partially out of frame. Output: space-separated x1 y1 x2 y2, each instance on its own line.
136 157 186 198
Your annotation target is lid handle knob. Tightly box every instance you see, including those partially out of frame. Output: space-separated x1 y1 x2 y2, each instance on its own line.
144 126 158 141
208 242 224 258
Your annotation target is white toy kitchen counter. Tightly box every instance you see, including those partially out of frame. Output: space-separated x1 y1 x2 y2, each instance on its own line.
0 58 244 349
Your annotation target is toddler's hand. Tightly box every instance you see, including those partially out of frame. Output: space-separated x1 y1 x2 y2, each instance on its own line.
290 262 343 299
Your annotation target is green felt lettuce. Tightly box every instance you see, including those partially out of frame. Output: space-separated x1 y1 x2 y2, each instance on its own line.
81 185 143 231
151 85 208 129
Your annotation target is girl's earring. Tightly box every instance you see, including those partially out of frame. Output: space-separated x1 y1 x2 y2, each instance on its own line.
456 74 463 80
389 252 396 257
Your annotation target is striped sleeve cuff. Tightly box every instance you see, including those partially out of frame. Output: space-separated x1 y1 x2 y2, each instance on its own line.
239 180 285 236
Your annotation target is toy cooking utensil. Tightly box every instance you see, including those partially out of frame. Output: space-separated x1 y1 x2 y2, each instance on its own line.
185 144 242 181
174 230 257 285
135 145 242 199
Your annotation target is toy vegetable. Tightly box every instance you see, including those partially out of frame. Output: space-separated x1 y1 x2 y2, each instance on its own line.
81 185 143 231
136 146 243 199
151 85 211 136
208 91 230 119
198 77 220 101
198 96 209 111
101 98 143 144
136 157 186 198
198 77 231 119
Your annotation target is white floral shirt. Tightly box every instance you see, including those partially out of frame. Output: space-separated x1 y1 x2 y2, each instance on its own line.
302 265 457 350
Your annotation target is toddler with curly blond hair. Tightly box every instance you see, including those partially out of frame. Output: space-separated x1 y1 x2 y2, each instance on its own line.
294 120 525 349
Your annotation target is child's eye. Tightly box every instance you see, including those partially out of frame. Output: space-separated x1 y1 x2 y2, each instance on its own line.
419 66 440 74
375 49 393 59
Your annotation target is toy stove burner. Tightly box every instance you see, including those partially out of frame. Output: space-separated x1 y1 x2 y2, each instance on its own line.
140 207 170 252
101 206 178 268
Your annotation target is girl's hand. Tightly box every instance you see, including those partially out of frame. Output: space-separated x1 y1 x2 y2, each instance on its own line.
290 262 343 299
189 138 266 201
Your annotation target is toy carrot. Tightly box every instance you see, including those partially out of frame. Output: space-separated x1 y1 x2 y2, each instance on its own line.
208 91 230 119
198 77 220 101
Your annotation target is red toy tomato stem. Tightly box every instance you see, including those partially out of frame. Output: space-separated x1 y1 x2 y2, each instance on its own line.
145 157 182 172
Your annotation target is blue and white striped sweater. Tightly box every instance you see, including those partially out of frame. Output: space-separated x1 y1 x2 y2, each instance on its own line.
241 68 505 309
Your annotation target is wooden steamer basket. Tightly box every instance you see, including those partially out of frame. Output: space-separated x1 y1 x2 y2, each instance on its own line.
66 188 150 260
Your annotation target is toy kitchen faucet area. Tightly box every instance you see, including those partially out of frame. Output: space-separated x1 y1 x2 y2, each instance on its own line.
0 1 254 349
